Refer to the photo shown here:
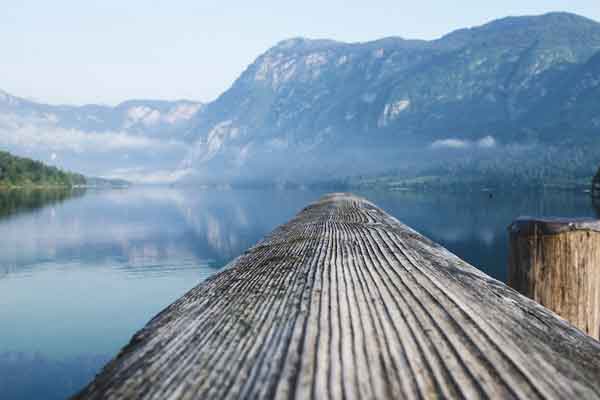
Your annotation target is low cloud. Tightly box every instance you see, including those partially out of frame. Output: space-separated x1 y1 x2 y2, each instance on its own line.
0 113 183 153
104 167 189 184
477 136 496 148
431 138 470 149
431 135 496 150
0 113 187 182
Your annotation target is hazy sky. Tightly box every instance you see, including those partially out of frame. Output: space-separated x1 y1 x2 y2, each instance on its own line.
1 1 599 106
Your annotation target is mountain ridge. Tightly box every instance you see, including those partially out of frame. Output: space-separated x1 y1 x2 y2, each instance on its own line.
0 89 204 182
177 12 600 186
2 12 600 186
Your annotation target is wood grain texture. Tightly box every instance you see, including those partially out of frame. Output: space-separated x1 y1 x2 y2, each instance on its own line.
75 193 600 400
508 218 600 340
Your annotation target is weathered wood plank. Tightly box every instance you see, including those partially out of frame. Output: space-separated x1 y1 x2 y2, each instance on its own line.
75 193 600 400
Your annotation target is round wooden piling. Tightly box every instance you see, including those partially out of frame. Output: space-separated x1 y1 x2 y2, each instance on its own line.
508 217 600 339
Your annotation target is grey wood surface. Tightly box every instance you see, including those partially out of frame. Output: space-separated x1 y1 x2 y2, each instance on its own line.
75 193 600 400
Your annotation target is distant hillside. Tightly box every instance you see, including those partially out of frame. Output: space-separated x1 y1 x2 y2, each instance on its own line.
0 151 86 188
85 176 130 188
0 91 203 183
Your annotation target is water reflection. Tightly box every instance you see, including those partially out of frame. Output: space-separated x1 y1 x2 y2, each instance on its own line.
0 352 110 400
0 188 85 220
0 187 328 399
0 188 328 272
0 187 596 399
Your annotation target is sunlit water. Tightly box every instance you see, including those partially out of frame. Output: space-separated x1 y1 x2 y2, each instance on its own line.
0 187 597 399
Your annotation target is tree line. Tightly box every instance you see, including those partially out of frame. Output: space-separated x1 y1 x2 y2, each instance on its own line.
0 151 85 188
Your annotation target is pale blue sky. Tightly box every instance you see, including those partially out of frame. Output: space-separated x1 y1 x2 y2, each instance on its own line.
1 0 599 105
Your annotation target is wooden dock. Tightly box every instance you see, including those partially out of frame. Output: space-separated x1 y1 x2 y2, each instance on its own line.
75 193 600 399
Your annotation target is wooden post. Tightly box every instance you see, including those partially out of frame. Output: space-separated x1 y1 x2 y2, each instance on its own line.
508 217 600 340
75 195 600 400
592 167 600 198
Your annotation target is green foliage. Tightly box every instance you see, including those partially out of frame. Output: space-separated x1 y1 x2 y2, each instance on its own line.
0 151 86 188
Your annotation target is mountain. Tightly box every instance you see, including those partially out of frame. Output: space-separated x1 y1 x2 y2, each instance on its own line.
0 150 85 188
0 90 203 182
3 12 600 187
528 50 600 135
180 12 600 186
0 90 202 137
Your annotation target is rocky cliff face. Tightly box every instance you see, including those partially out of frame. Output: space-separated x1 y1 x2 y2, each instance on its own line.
180 12 600 184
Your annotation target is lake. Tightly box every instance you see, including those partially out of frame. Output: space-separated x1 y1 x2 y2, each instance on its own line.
0 186 597 399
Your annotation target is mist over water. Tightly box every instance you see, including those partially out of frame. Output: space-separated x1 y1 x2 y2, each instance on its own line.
0 186 597 399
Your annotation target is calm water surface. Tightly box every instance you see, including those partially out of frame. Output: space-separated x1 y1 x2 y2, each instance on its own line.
0 187 597 399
